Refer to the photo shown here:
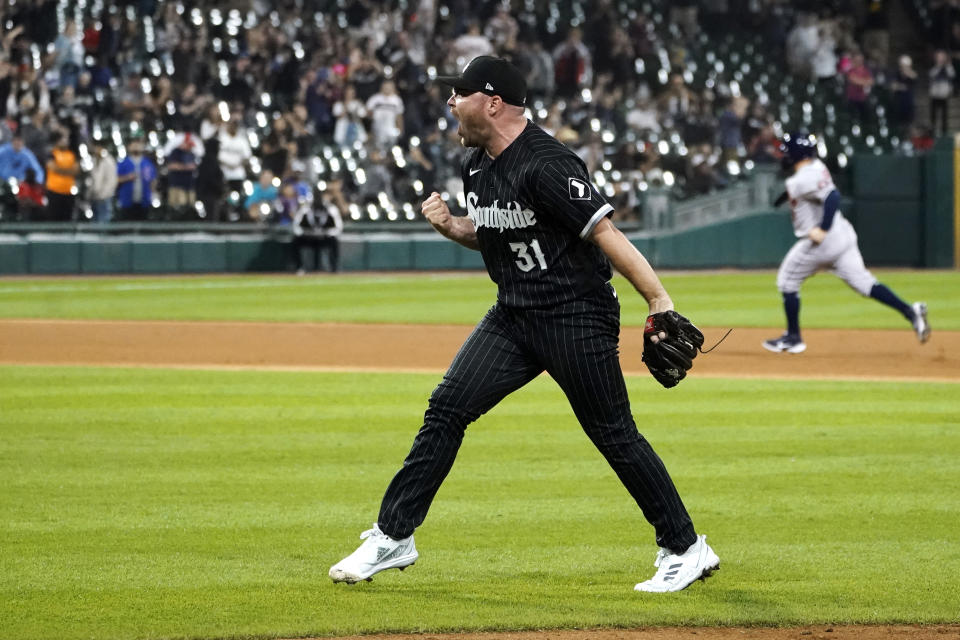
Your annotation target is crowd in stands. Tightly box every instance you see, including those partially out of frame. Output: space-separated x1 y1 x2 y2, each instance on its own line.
0 0 956 231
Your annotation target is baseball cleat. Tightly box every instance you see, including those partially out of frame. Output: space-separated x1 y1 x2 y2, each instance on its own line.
762 333 807 354
634 534 720 593
329 524 418 584
911 302 930 343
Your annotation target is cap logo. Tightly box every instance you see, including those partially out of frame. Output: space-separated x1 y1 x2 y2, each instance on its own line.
485 82 494 91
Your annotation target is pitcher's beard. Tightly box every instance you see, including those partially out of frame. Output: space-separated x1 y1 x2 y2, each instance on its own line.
457 126 479 148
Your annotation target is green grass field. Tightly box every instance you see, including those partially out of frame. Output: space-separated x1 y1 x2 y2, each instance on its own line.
1 367 958 640
0 270 958 329
1 271 959 640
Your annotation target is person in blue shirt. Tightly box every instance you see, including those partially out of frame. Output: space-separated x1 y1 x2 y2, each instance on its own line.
288 160 314 205
243 169 278 221
165 133 201 212
0 134 45 183
116 137 157 221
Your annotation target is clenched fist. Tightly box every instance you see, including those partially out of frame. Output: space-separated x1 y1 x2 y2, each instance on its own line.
421 192 453 232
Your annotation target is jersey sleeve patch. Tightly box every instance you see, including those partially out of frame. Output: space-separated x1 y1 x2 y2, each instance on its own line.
532 158 613 237
568 177 591 200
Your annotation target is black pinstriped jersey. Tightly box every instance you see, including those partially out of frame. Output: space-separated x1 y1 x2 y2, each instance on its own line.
460 120 613 308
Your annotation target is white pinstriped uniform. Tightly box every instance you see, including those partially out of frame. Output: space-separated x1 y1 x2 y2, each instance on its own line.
777 159 877 296
377 121 697 553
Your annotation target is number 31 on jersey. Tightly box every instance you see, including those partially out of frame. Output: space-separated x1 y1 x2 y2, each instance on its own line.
509 239 548 272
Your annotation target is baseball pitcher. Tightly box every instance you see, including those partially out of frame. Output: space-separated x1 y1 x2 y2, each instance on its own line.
330 56 719 593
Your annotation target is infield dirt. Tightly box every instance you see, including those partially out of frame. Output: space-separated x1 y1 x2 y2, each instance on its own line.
1 319 958 381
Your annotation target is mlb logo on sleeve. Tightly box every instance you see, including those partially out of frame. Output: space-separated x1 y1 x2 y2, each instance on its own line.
568 178 591 200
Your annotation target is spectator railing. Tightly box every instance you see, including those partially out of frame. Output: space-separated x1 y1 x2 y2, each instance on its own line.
0 221 290 236
656 165 780 232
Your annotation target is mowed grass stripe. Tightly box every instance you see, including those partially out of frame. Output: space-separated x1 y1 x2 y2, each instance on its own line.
0 271 957 329
1 366 958 640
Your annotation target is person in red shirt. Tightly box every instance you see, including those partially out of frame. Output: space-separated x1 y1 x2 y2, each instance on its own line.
82 18 100 54
844 52 874 123
16 167 45 220
909 124 935 152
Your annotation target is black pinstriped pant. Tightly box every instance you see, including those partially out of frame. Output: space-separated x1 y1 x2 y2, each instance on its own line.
377 284 698 553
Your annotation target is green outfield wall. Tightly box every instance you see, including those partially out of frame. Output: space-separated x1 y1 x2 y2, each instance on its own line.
0 212 796 274
0 234 291 275
0 206 947 275
848 137 955 268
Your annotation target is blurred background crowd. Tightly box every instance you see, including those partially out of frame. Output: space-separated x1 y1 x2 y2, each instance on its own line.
0 0 956 230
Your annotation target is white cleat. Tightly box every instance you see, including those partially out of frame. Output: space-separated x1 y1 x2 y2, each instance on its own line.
762 333 807 354
911 302 930 343
634 534 720 593
329 525 418 584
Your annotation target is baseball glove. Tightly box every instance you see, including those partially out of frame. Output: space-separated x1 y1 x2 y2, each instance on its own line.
641 310 705 388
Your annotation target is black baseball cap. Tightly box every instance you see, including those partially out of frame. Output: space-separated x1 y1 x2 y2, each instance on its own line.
436 56 527 107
